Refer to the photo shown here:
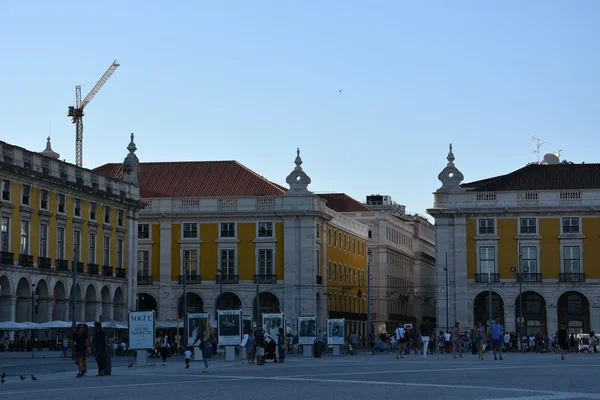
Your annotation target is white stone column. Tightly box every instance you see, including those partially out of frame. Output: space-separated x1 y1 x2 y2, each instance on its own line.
159 219 173 320
590 307 600 332
127 209 139 311
546 305 558 336
504 303 516 332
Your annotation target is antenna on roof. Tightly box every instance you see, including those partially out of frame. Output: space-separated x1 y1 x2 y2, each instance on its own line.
532 136 550 164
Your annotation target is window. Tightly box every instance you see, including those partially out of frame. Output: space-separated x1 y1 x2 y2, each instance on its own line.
117 239 123 268
21 185 30 206
316 224 320 239
328 229 332 246
352 239 356 253
103 236 110 266
183 223 198 238
368 230 372 239
0 217 9 252
39 224 48 257
220 249 235 275
478 246 495 274
40 190 48 210
521 246 537 273
563 246 580 273
478 219 495 235
138 250 150 276
333 262 337 280
1 180 10 201
104 206 111 224
89 203 96 220
73 230 81 261
338 233 342 247
74 199 81 218
58 194 65 214
258 249 273 275
138 224 150 239
317 249 320 275
118 210 124 227
333 231 337 247
220 222 235 238
520 218 536 234
563 217 579 234
183 250 198 275
328 261 332 280
258 222 273 237
343 234 347 250
343 265 347 283
41 158 49 174
20 221 29 255
57 228 65 260
89 234 96 263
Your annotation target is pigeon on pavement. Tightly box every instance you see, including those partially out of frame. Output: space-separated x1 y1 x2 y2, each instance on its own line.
128 363 133 368
20 375 25 381
31 375 38 381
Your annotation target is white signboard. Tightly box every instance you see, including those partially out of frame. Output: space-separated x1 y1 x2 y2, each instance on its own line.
298 316 317 345
327 318 345 345
128 311 156 350
188 312 209 346
262 313 284 339
217 310 242 345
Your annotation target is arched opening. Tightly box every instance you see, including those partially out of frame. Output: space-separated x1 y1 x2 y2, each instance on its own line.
214 292 241 314
138 293 158 315
113 287 125 320
0 275 12 321
101 286 112 321
34 279 50 323
52 281 68 321
558 291 590 334
85 284 97 321
473 291 504 330
253 291 280 321
177 292 204 319
515 291 547 337
15 278 31 322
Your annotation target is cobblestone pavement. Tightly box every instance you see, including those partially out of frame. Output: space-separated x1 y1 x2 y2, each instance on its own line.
0 351 599 400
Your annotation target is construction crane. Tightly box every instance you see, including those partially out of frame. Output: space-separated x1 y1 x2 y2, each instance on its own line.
68 59 120 167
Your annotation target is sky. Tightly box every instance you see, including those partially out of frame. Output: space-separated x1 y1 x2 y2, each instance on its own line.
1 1 599 218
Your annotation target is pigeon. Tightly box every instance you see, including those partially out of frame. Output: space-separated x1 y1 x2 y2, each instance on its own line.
20 375 25 381
31 375 38 381
339 89 342 93
128 363 133 368
1 378 5 384
1 372 5 379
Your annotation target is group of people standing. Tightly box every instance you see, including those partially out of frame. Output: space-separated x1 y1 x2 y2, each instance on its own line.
71 322 109 377
240 325 287 365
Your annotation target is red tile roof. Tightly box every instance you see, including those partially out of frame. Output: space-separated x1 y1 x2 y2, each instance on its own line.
93 161 287 198
461 163 600 192
317 193 372 213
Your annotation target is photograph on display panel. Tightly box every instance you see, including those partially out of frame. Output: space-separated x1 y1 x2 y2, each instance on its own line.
243 316 253 333
262 313 284 339
298 316 317 345
327 318 345 345
217 310 242 345
188 313 209 346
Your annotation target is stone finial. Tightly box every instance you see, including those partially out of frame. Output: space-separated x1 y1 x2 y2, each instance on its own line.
39 136 60 159
285 147 312 196
447 143 455 165
122 133 140 185
437 143 465 193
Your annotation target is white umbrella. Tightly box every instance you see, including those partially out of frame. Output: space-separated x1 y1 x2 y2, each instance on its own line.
0 321 26 330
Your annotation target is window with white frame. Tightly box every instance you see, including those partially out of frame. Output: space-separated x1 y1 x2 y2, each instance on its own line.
117 239 123 268
520 246 537 273
89 202 96 220
104 206 111 224
58 194 65 214
20 221 29 255
562 217 579 234
89 233 96 263
328 229 332 246
258 222 273 237
478 246 495 274
258 249 273 276
74 198 82 218
328 261 332 280
1 180 10 201
1 217 9 252
343 234 347 250
40 190 49 210
317 249 320 275
57 228 65 260
39 224 48 257
118 210 124 227
183 223 198 238
220 223 235 238
73 230 81 261
316 223 320 239
103 236 110 266
478 219 495 235
183 250 198 276
563 246 581 274
138 224 150 239
520 218 536 234
333 230 337 247
220 249 235 276
138 250 150 276
21 185 30 206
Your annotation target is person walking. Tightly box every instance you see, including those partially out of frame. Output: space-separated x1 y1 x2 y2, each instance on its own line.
395 326 405 359
159 331 169 365
62 334 70 359
557 322 568 360
255 325 266 366
246 329 256 364
419 319 434 360
452 322 463 359
489 317 504 361
201 319 215 373
93 322 107 376
73 324 89 377
475 321 485 360
184 347 192 369
277 327 287 363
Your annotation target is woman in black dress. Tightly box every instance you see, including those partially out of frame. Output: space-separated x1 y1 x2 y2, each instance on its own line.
73 324 89 377
557 322 568 360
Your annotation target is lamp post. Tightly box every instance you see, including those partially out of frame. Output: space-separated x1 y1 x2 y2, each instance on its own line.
183 267 188 347
488 269 493 331
71 243 79 335
444 252 449 331
31 281 36 359
217 268 223 296
367 254 372 354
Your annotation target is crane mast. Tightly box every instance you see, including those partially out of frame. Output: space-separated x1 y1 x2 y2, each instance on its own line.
68 59 120 167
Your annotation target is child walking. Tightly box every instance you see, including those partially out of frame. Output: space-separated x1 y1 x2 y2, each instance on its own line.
184 347 192 369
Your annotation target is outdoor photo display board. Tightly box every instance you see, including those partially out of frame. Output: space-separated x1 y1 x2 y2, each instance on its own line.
262 313 284 339
243 315 253 334
188 312 210 346
298 316 317 345
327 318 345 345
217 309 242 345
128 311 156 350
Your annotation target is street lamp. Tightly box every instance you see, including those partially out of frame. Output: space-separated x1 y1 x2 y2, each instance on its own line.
31 281 36 360
444 252 449 331
183 266 188 347
367 253 372 354
217 268 223 296
71 243 79 335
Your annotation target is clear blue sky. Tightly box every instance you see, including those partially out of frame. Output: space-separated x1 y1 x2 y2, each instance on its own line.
1 1 599 217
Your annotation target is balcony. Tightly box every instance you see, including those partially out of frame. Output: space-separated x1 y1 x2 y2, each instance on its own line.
474 273 500 283
559 273 585 283
216 274 239 284
87 263 99 275
73 262 84 273
178 274 201 284
254 274 277 284
138 275 153 285
0 251 14 265
56 259 69 271
102 266 113 277
38 257 52 269
19 254 34 267
316 275 323 285
115 268 126 278
517 273 543 283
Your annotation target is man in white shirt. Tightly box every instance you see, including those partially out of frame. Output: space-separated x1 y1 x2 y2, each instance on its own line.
395 326 406 359
503 332 511 351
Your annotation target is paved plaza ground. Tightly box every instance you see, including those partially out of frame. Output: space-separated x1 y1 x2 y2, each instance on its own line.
0 350 598 400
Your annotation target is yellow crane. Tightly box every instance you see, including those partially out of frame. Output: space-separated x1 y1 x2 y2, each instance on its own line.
68 59 120 167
